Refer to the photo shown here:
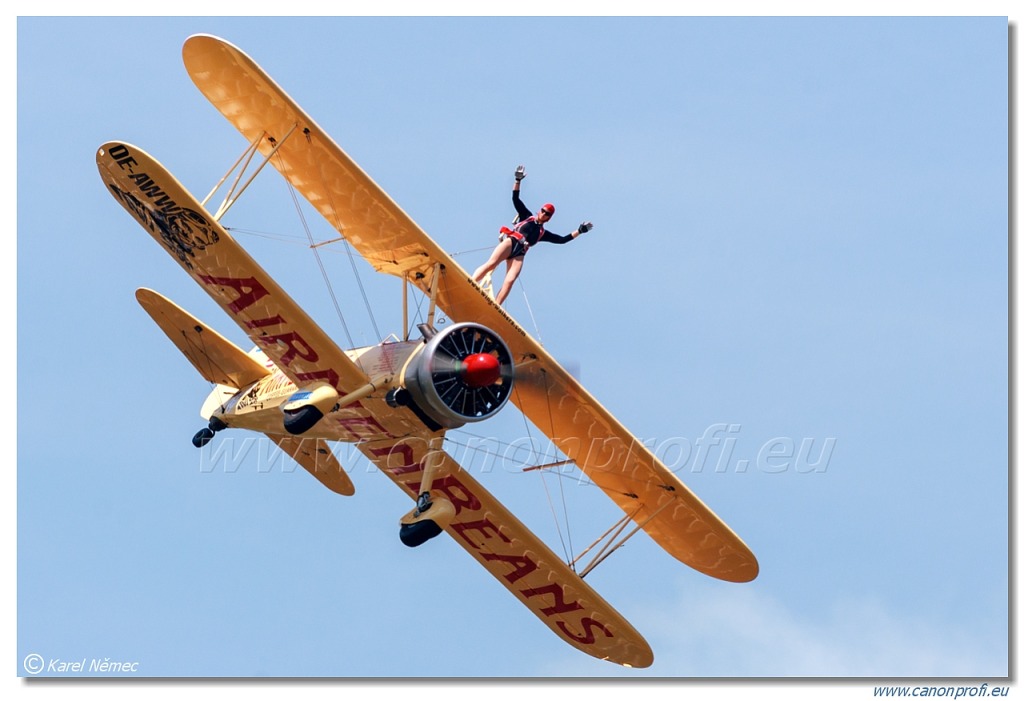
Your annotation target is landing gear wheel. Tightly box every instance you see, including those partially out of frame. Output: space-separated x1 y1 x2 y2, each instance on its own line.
400 519 444 548
192 427 215 448
193 416 228 448
283 405 324 435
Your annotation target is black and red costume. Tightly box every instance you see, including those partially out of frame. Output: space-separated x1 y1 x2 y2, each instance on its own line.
499 189 575 258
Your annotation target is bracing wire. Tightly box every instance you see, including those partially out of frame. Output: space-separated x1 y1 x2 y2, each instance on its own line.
281 179 357 349
539 366 575 567
302 131 382 344
229 205 421 348
257 143 360 351
517 276 544 347
512 381 574 567
229 227 383 347
448 245 494 257
226 226 309 246
407 284 428 340
340 236 382 342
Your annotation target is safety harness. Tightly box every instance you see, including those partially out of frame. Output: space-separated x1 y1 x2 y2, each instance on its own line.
499 216 544 253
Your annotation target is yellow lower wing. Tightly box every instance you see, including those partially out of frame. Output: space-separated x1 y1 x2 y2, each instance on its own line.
359 435 654 668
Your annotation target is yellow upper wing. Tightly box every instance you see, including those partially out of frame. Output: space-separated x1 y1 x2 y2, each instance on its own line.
182 34 758 583
183 34 455 288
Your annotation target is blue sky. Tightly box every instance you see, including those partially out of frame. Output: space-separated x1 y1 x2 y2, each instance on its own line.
13 12 1011 693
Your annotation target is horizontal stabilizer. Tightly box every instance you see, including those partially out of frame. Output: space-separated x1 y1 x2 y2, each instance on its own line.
136 288 270 389
266 434 354 496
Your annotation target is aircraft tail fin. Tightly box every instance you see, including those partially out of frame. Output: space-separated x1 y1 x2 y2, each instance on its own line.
136 288 271 389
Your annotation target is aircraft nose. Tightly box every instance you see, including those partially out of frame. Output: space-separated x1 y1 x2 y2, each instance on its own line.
459 353 502 388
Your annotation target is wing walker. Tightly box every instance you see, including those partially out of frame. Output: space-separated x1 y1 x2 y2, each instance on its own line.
97 34 758 668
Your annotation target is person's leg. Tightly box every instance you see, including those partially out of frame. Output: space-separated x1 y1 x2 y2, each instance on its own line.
495 256 524 305
473 239 513 282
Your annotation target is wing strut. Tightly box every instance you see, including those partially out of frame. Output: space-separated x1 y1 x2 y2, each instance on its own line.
200 132 262 209
402 274 410 341
574 498 675 579
523 459 575 473
426 262 442 329
202 124 302 221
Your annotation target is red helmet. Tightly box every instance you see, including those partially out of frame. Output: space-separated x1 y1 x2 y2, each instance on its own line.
540 203 555 216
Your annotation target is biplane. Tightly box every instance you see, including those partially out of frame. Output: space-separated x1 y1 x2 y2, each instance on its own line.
96 34 758 669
